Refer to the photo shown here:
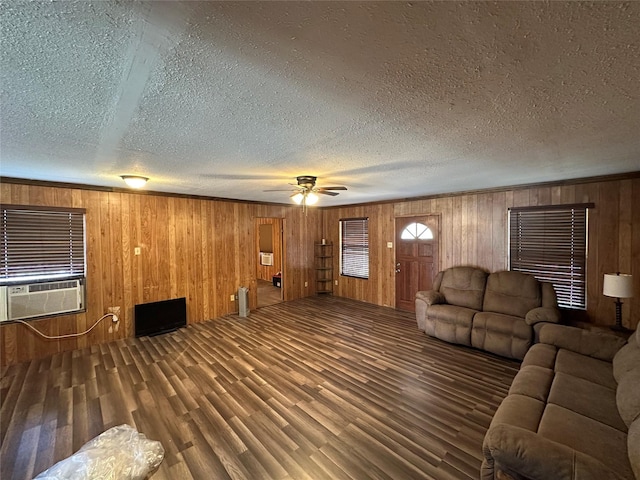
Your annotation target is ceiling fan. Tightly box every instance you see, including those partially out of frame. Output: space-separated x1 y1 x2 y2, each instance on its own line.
265 175 347 207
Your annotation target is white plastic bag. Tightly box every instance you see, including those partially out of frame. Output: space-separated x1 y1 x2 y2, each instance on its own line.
34 424 164 480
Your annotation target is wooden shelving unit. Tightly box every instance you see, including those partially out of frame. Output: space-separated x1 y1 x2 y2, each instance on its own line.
315 241 333 295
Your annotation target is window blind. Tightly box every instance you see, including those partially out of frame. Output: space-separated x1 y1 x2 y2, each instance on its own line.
509 204 590 309
0 205 86 284
340 218 369 279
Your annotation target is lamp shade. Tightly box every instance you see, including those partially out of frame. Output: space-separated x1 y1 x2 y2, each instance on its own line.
603 273 634 299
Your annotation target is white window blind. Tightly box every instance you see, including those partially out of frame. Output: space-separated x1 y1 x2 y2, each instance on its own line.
509 204 591 309
340 218 369 279
0 205 86 284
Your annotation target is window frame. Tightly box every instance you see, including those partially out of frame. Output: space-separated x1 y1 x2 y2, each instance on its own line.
0 204 87 285
339 217 369 279
508 203 592 310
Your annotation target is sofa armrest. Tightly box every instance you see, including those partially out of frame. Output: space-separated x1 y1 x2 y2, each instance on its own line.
524 307 561 326
483 424 626 480
415 290 445 306
538 324 627 362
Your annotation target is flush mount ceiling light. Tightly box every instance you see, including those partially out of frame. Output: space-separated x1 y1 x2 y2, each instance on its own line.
120 175 149 189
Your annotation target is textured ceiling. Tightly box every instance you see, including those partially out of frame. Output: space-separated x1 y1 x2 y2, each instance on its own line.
1 1 639 206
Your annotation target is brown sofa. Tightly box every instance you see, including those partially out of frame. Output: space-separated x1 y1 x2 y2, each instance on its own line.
482 324 640 480
415 266 561 360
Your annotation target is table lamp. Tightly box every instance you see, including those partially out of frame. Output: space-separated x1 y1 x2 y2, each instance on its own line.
603 273 634 331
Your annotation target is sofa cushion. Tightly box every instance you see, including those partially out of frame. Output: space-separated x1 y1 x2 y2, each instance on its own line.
488 394 545 432
555 349 618 390
629 418 640 479
483 271 541 318
508 365 553 402
617 365 640 428
538 404 634 479
539 324 627 362
482 424 627 480
613 339 640 383
521 343 557 369
471 312 532 360
438 266 488 311
425 304 476 346
548 372 626 432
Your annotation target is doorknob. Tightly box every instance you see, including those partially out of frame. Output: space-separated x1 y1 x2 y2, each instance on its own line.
396 263 400 267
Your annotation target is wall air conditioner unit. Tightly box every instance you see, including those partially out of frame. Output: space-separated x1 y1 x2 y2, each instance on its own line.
260 252 273 266
4 280 83 321
0 287 7 322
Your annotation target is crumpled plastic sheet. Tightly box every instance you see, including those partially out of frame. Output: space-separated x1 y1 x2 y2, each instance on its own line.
34 424 165 480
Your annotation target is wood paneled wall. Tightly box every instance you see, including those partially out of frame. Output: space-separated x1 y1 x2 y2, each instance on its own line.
255 217 283 281
0 183 321 366
323 177 640 330
2 175 637 366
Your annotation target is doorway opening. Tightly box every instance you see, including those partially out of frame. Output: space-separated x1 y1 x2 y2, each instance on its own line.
256 217 284 308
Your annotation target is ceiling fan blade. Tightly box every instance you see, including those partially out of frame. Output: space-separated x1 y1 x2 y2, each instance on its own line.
318 191 339 196
317 186 347 191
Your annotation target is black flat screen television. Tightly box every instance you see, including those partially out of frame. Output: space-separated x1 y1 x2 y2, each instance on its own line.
134 297 186 337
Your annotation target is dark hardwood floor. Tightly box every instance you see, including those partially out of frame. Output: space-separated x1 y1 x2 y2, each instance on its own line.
257 279 283 308
0 296 520 480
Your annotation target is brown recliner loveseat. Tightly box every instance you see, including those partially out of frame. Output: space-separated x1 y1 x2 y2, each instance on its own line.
415 266 561 360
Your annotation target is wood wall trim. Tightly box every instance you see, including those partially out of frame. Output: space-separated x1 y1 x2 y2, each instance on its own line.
322 171 640 210
0 176 291 208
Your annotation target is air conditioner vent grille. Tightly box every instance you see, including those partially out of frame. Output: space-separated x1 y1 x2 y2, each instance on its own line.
29 281 78 292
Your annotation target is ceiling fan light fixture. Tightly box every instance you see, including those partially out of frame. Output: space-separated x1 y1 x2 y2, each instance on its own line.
291 192 304 204
305 192 319 205
120 175 149 189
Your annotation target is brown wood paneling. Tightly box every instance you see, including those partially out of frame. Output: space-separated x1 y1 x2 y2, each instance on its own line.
1 175 638 366
323 177 640 330
0 184 319 366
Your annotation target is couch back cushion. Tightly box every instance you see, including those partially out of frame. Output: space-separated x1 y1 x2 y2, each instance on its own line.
439 267 488 311
614 328 640 382
616 329 640 429
628 418 640 480
483 271 541 318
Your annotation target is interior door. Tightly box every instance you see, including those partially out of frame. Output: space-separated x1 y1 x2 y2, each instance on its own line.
395 216 439 312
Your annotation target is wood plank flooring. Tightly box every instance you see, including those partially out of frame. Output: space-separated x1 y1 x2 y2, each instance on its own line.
0 296 520 480
257 279 283 308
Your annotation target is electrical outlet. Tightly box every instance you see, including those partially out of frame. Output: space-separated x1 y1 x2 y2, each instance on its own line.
335 280 338 285
134 247 141 255
304 281 308 287
108 306 120 334
230 294 235 301
387 242 393 248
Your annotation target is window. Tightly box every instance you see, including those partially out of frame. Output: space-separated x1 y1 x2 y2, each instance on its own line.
1 205 86 284
509 204 591 309
400 222 433 240
340 218 369 279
